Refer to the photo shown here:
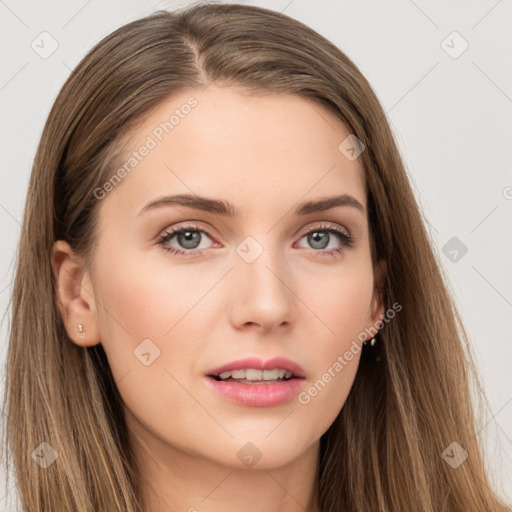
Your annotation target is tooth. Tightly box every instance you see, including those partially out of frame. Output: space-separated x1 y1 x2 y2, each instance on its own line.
245 369 263 380
263 369 279 380
218 368 293 381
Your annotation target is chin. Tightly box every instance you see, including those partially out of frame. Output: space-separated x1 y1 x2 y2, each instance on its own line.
208 437 314 471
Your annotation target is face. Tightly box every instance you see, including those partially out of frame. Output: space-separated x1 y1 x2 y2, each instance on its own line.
64 85 384 471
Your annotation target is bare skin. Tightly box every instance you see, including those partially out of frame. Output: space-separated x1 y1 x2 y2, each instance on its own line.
52 85 386 512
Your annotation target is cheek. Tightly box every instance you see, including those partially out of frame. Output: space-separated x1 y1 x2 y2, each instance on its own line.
91 245 229 396
294 258 373 423
91 246 198 378
301 253 375 346
90 249 218 441
94 242 221 340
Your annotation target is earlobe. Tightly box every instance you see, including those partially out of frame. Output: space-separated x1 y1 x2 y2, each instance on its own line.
51 240 101 347
371 259 387 327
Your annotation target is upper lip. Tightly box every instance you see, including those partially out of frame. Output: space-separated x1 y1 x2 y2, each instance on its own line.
207 357 306 379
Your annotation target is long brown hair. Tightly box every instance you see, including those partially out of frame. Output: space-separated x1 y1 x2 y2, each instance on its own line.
2 2 509 511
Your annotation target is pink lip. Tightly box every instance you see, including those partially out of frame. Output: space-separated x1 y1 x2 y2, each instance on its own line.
204 377 304 407
207 357 306 379
205 357 306 407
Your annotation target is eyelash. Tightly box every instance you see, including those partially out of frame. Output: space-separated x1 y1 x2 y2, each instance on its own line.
156 222 354 258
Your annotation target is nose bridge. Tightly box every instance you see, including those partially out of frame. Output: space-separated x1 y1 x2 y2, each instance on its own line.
236 235 289 296
230 234 295 328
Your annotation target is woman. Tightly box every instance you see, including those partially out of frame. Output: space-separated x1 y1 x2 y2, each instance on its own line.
2 2 509 511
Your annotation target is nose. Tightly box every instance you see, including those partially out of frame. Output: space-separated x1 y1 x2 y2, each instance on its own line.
228 244 296 333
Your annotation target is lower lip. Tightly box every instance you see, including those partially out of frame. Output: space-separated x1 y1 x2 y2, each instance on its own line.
204 376 304 407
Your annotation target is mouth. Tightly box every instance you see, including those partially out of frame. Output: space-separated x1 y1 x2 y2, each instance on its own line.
208 368 299 385
204 357 306 407
206 356 306 385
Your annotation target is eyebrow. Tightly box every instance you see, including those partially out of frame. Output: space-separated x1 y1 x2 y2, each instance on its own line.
138 193 366 217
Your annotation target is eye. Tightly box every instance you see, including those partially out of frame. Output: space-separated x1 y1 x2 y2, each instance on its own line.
295 224 354 257
157 222 354 258
157 222 217 256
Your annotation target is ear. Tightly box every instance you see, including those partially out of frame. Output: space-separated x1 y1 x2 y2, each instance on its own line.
51 240 101 347
368 258 387 331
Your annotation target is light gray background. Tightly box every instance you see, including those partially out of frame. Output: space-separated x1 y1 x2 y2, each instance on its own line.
1 0 511 509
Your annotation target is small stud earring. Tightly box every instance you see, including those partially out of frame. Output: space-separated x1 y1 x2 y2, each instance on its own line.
77 324 84 335
370 337 376 347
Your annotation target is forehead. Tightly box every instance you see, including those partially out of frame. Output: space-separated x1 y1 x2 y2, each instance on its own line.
102 85 366 218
